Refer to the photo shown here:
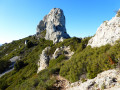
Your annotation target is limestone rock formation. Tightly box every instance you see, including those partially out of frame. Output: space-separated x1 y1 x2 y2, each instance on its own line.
37 47 51 73
67 69 120 90
37 46 74 73
36 15 47 36
88 9 120 47
53 46 74 59
36 8 70 43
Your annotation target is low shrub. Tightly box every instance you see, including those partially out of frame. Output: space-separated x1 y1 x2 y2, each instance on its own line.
49 55 66 68
26 41 34 48
0 60 10 74
14 60 27 71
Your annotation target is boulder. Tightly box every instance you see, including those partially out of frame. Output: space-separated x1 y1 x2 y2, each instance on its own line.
88 9 120 47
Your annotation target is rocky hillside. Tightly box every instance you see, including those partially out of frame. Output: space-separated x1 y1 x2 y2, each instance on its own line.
67 69 120 90
1 8 120 90
88 9 120 47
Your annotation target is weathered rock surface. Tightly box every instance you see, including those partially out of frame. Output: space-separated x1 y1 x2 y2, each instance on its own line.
45 8 70 43
37 46 74 73
67 69 120 90
53 46 74 59
36 8 70 43
0 56 20 77
36 15 47 35
88 9 120 47
37 47 51 73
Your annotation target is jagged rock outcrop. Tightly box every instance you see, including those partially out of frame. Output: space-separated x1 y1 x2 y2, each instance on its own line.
37 46 74 73
36 15 47 36
67 69 120 90
37 47 51 73
36 8 70 43
88 9 120 47
53 46 74 59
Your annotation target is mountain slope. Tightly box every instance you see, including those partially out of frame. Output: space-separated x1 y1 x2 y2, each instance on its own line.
1 8 120 90
1 35 120 90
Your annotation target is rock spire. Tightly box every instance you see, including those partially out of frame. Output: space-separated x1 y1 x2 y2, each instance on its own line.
36 8 70 43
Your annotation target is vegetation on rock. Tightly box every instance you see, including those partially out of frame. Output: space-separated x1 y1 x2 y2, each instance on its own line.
0 35 120 89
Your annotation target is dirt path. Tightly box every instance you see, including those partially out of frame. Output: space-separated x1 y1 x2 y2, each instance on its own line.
52 74 70 90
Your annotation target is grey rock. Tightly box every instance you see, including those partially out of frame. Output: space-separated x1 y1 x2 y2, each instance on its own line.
53 46 74 59
67 69 120 90
10 56 20 62
88 9 120 47
36 8 70 43
37 47 51 73
45 8 70 44
37 46 74 73
36 15 48 36
36 20 46 35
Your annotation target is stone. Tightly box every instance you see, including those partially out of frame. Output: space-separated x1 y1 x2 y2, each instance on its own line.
24 40 28 45
53 46 74 59
37 47 51 73
37 46 74 73
36 8 70 43
88 9 120 47
36 15 48 36
67 69 120 90
10 56 20 62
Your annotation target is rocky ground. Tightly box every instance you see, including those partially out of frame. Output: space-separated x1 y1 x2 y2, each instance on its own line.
47 69 120 90
66 69 120 90
52 74 70 90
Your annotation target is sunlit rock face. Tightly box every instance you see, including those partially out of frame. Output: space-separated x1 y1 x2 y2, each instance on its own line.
88 9 120 47
36 8 70 43
36 15 47 36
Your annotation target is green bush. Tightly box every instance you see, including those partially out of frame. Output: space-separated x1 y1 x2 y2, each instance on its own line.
0 60 10 74
26 41 34 48
49 55 66 68
0 81 8 90
14 60 26 71
59 41 116 82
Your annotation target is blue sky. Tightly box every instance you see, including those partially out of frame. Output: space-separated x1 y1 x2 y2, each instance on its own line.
0 0 119 44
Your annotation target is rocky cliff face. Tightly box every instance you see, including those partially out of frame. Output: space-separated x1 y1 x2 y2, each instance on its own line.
37 46 74 73
36 15 47 36
88 9 120 47
36 8 70 43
